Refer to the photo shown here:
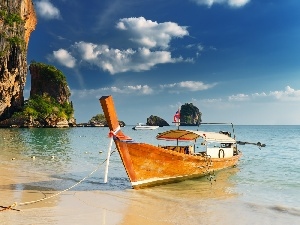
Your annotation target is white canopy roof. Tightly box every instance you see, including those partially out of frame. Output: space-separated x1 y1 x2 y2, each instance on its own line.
156 129 236 143
190 130 236 143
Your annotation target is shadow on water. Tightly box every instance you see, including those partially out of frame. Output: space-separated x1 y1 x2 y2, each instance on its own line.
138 166 240 201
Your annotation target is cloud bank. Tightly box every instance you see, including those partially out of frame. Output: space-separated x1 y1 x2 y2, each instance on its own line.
228 86 300 102
51 17 189 74
71 80 217 99
160 81 217 92
116 17 188 49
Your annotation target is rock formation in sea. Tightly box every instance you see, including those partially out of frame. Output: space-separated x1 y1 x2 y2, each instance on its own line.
28 62 76 127
0 62 76 128
179 103 202 126
146 115 169 126
0 0 37 121
88 113 125 127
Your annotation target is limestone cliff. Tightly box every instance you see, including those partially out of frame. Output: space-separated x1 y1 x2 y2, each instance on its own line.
0 62 76 128
180 103 202 126
29 63 71 105
0 0 37 120
27 62 76 127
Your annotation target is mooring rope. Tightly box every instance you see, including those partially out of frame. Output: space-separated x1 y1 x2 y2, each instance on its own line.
0 150 116 212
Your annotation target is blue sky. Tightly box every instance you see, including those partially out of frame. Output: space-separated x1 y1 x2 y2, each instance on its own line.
26 0 300 125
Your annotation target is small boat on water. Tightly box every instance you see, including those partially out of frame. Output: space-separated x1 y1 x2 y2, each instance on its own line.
100 95 264 189
132 123 159 130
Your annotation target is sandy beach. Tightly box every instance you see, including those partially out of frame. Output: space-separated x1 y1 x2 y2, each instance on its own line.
1 163 299 225
0 160 237 225
0 162 178 225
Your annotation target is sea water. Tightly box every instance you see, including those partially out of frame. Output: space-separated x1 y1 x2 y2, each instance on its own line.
0 125 299 224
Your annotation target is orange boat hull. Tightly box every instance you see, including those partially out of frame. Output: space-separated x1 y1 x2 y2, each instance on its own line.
100 95 241 189
115 140 241 189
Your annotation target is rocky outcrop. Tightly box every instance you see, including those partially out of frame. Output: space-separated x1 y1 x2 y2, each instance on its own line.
146 115 169 127
29 63 71 105
0 62 76 128
180 103 202 126
0 0 37 121
28 62 76 127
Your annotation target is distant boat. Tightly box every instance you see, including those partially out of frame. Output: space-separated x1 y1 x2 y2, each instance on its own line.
99 95 264 189
132 123 159 130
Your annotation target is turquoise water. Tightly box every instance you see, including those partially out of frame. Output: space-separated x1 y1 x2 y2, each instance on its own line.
1 126 300 224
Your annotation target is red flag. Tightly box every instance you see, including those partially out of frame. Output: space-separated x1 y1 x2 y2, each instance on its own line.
173 110 180 122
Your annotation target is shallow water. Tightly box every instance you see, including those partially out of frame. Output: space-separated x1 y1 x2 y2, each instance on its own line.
0 125 299 224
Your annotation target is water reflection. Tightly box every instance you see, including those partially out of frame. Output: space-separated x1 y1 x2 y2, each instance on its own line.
142 167 239 199
20 128 73 160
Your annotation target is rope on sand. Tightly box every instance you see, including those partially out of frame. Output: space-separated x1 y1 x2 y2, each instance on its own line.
0 150 116 212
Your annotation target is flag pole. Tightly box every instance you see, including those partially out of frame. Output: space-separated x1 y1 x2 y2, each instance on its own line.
177 108 180 130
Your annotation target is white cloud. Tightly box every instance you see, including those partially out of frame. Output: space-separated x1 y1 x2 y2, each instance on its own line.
116 17 189 49
71 85 153 99
112 85 153 95
72 80 217 99
160 81 217 91
228 93 250 101
197 44 204 52
52 17 190 74
179 81 216 91
252 92 267 98
36 0 61 20
201 98 222 103
71 41 181 74
228 86 300 102
191 0 250 8
228 0 250 7
269 86 300 101
52 49 76 68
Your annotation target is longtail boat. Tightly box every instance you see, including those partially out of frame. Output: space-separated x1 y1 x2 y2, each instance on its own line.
100 95 242 189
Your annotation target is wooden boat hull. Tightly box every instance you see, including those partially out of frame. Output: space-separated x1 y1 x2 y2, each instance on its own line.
115 140 240 189
100 95 241 189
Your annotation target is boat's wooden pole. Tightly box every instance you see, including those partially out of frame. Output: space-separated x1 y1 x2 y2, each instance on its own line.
100 96 138 183
104 136 113 183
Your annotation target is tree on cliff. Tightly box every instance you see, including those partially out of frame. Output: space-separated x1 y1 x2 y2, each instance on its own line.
20 93 73 120
89 114 106 125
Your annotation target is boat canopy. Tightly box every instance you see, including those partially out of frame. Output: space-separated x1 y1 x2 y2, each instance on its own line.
156 130 236 143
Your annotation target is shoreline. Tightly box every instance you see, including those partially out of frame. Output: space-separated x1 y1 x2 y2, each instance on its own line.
0 160 177 225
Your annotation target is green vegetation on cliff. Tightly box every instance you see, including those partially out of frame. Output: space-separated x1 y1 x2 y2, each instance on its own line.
89 114 106 124
0 10 24 26
9 62 74 126
13 94 74 121
30 61 68 87
0 10 26 54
